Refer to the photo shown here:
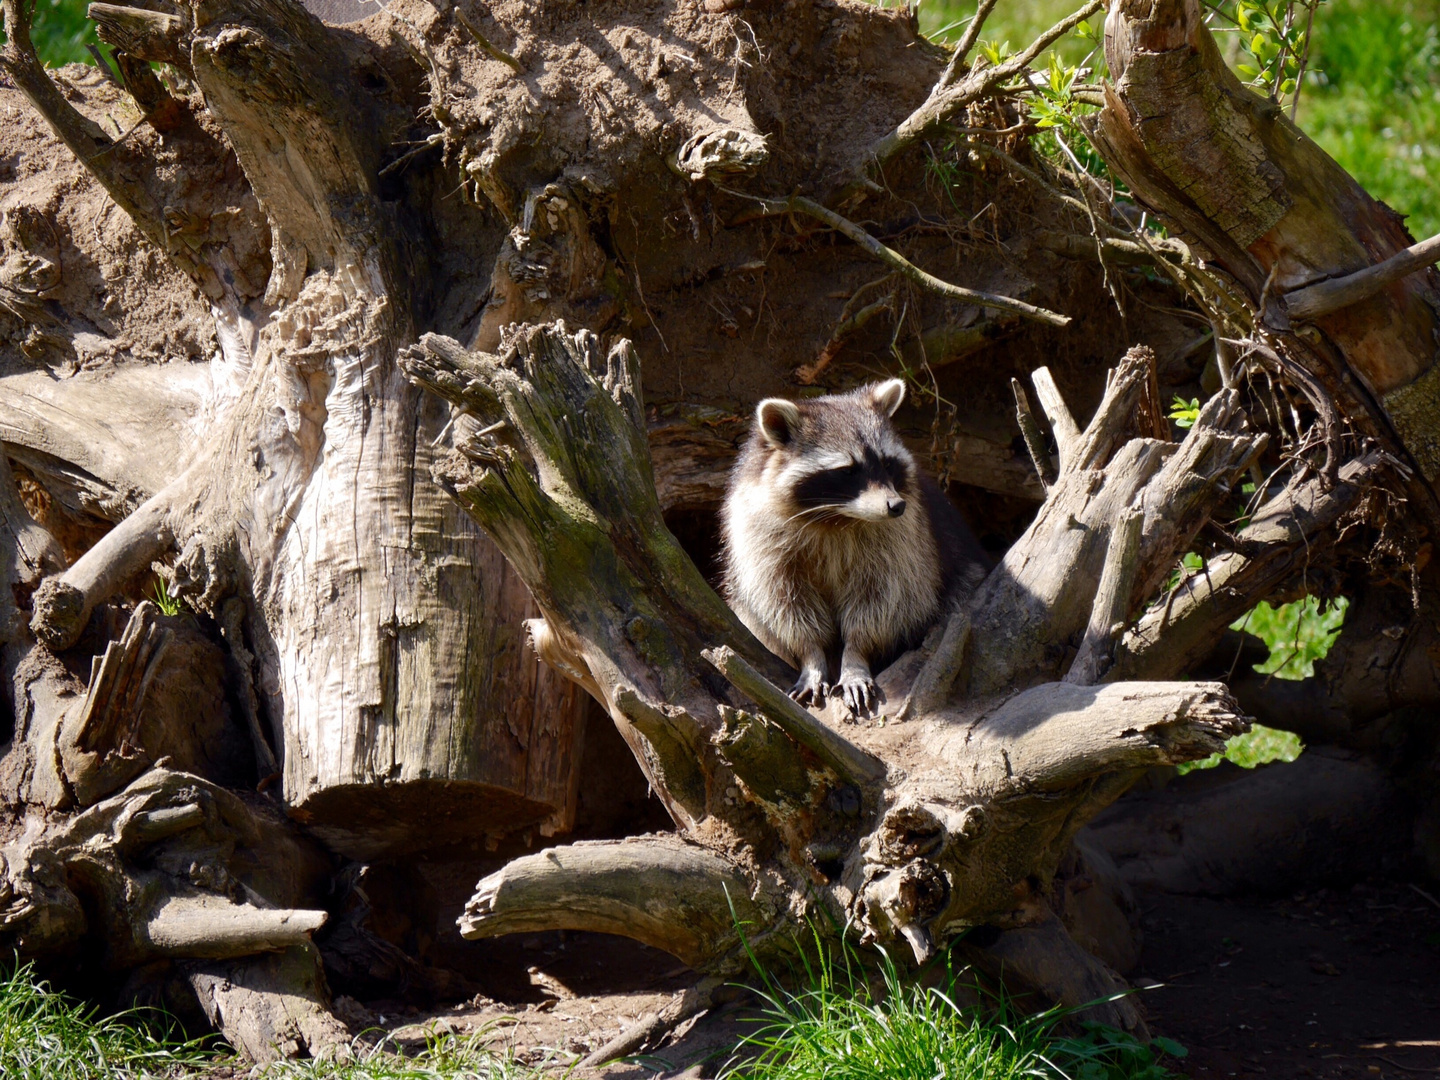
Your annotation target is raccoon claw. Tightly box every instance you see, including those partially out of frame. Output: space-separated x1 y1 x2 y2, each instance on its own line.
838 675 877 717
790 671 829 706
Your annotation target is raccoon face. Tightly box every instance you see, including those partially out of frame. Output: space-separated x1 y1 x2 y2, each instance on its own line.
755 379 915 524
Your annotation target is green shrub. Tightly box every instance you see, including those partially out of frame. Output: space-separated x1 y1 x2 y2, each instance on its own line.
0 961 212 1080
721 934 1186 1080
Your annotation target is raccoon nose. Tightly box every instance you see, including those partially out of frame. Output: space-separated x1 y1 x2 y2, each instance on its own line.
886 497 906 518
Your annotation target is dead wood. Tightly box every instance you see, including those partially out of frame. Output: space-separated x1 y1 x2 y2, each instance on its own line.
1093 0 1440 500
405 320 1251 1029
3 0 1431 1050
1283 232 1440 323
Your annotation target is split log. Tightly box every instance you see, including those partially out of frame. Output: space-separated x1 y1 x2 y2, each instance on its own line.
1093 0 1440 501
0 0 590 857
0 766 345 1056
404 321 1257 1030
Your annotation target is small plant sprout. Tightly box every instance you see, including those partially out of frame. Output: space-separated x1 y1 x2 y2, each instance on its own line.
149 575 184 616
1169 396 1202 429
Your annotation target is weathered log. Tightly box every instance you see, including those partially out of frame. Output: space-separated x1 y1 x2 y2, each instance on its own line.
0 766 346 1055
458 836 765 971
405 321 1251 1028
1094 0 1440 495
2 0 1207 878
965 348 1265 695
187 945 350 1063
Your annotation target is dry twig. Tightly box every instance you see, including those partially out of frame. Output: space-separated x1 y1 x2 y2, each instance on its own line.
721 189 1071 327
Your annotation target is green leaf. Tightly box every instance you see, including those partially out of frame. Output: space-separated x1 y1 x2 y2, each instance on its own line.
1168 394 1201 428
1152 1037 1190 1059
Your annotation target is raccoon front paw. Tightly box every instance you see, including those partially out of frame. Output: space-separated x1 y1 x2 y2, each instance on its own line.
838 673 877 717
790 669 829 706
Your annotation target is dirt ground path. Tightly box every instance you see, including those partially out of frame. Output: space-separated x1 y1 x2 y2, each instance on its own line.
357 877 1440 1078
1135 881 1440 1079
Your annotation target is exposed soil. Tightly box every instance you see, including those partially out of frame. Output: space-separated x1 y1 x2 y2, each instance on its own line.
339 875 1440 1078
1135 880 1440 1080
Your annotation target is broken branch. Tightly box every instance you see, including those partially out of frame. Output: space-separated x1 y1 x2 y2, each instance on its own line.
864 0 1104 177
457 837 763 971
1030 366 1081 467
1066 508 1143 686
704 645 887 786
1283 232 1440 323
1012 378 1056 489
724 191 1070 327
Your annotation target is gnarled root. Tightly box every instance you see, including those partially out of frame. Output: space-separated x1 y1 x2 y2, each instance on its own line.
410 322 1257 1022
459 836 767 972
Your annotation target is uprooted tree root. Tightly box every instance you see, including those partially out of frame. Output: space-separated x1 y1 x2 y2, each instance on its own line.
2 0 1438 1060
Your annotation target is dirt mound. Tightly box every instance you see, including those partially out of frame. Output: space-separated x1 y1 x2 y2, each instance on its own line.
0 69 222 373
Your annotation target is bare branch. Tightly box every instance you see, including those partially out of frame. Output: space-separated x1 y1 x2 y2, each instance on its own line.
704 645 887 786
0 0 169 249
1030 366 1081 467
87 3 187 66
458 837 762 971
143 897 328 959
1283 232 1440 323
942 0 1000 88
29 471 193 651
1113 452 1391 680
725 191 1071 327
1011 378 1055 488
863 0 1104 176
579 979 725 1069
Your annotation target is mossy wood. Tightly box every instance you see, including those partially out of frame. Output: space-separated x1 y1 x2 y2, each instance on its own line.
0 0 1435 1059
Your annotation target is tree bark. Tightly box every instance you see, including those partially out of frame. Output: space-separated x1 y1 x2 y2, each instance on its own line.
2 0 1435 1054
403 320 1256 1033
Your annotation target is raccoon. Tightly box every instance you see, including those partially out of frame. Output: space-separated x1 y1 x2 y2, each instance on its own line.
720 378 987 715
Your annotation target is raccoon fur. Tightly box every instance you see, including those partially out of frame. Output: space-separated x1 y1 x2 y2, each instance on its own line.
720 378 988 714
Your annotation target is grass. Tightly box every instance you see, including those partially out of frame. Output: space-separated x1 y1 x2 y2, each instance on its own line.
0 962 544 1080
3 942 1189 1080
911 0 1440 238
1300 0 1440 239
0 961 213 1080
722 934 1187 1080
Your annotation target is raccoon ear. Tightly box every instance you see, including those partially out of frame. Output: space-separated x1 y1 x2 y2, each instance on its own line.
756 398 802 447
872 378 906 417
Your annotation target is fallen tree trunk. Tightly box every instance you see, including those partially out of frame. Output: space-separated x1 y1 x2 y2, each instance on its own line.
1 0 1433 1056
402 322 1265 1034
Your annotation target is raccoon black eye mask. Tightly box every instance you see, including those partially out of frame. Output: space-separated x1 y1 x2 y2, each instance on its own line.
719 378 988 716
792 447 912 515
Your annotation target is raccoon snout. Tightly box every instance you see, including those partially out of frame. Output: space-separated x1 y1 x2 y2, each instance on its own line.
886 497 906 518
